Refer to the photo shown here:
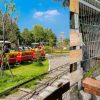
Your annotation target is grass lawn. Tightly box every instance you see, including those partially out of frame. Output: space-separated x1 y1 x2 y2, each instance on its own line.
0 60 48 93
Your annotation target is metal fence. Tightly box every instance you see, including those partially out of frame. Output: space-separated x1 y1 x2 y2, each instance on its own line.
79 0 100 71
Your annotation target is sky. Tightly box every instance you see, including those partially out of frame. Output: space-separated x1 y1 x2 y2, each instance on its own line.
14 0 70 38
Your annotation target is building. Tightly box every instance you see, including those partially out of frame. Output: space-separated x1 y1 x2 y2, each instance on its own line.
70 0 100 72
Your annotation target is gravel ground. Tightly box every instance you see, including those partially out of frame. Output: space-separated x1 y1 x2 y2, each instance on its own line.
48 54 69 70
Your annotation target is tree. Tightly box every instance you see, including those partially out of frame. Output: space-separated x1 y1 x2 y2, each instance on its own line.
0 11 20 47
0 0 16 77
8 22 20 43
63 38 70 49
45 28 57 47
32 25 46 42
21 28 34 45
64 38 69 44
21 25 57 46
0 10 2 36
54 0 69 7
0 1 20 47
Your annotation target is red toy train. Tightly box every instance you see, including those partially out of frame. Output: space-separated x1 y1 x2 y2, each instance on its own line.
0 49 45 65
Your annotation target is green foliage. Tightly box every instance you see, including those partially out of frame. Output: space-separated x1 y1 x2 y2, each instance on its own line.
63 38 70 47
45 46 54 53
0 0 20 48
53 0 69 7
84 64 99 78
20 25 57 46
0 0 57 47
9 23 20 43
7 0 16 15
0 12 20 44
21 28 34 45
0 60 48 92
32 25 45 42
64 38 69 44
0 11 2 37
1 0 16 15
36 57 43 66
45 28 57 46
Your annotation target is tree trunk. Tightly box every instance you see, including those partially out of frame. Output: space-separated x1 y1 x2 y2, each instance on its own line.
1 16 5 76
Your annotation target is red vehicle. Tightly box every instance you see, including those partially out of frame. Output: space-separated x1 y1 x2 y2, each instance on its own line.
0 42 46 65
16 51 33 63
9 53 17 64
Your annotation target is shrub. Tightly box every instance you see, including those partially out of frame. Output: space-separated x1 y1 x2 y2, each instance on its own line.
44 46 54 53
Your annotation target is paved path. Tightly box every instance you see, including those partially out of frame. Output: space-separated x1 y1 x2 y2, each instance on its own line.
48 54 69 71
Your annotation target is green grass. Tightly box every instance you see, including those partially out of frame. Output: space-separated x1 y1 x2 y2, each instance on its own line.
0 60 48 93
21 75 45 90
